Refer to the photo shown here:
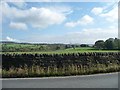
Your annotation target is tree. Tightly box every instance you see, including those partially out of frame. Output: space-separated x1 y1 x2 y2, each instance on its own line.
71 45 75 49
94 40 105 49
80 44 89 47
56 46 60 50
114 38 120 49
104 38 115 50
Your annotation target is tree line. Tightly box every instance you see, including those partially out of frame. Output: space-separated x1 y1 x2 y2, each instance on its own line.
94 38 120 50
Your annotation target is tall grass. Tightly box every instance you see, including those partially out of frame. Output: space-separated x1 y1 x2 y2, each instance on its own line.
2 63 120 78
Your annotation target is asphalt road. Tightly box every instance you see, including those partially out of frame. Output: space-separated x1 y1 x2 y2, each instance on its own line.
2 73 118 88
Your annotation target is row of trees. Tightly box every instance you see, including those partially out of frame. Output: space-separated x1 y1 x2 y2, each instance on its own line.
94 38 120 50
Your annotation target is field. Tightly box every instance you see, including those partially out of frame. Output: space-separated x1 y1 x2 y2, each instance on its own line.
2 47 118 55
1 43 66 52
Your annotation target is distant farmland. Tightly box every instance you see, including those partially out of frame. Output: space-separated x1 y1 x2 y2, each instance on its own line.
1 43 118 55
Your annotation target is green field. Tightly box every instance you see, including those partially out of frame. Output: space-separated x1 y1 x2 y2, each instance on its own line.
1 39 120 53
2 47 119 55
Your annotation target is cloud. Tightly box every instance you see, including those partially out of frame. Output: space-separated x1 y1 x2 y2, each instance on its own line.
8 0 27 9
28 7 66 28
9 22 27 30
65 15 94 27
26 26 117 44
48 5 73 15
91 7 103 15
65 27 117 44
79 15 94 25
2 2 68 29
99 6 118 22
91 3 118 23
6 36 19 42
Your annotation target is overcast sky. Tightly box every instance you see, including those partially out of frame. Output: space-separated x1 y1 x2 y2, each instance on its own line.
1 0 118 44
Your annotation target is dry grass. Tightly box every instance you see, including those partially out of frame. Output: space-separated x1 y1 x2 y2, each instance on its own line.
2 63 120 78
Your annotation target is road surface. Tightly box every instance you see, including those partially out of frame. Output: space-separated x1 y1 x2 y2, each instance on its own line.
2 73 118 88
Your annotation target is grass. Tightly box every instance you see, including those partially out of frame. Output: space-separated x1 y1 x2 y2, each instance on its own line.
1 47 118 55
2 63 120 78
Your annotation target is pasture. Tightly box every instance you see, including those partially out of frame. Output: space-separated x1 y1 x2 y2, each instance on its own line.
2 47 118 55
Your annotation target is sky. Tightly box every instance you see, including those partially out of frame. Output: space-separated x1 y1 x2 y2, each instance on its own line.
1 0 119 44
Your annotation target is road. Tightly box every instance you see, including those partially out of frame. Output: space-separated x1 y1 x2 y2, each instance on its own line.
2 73 118 88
